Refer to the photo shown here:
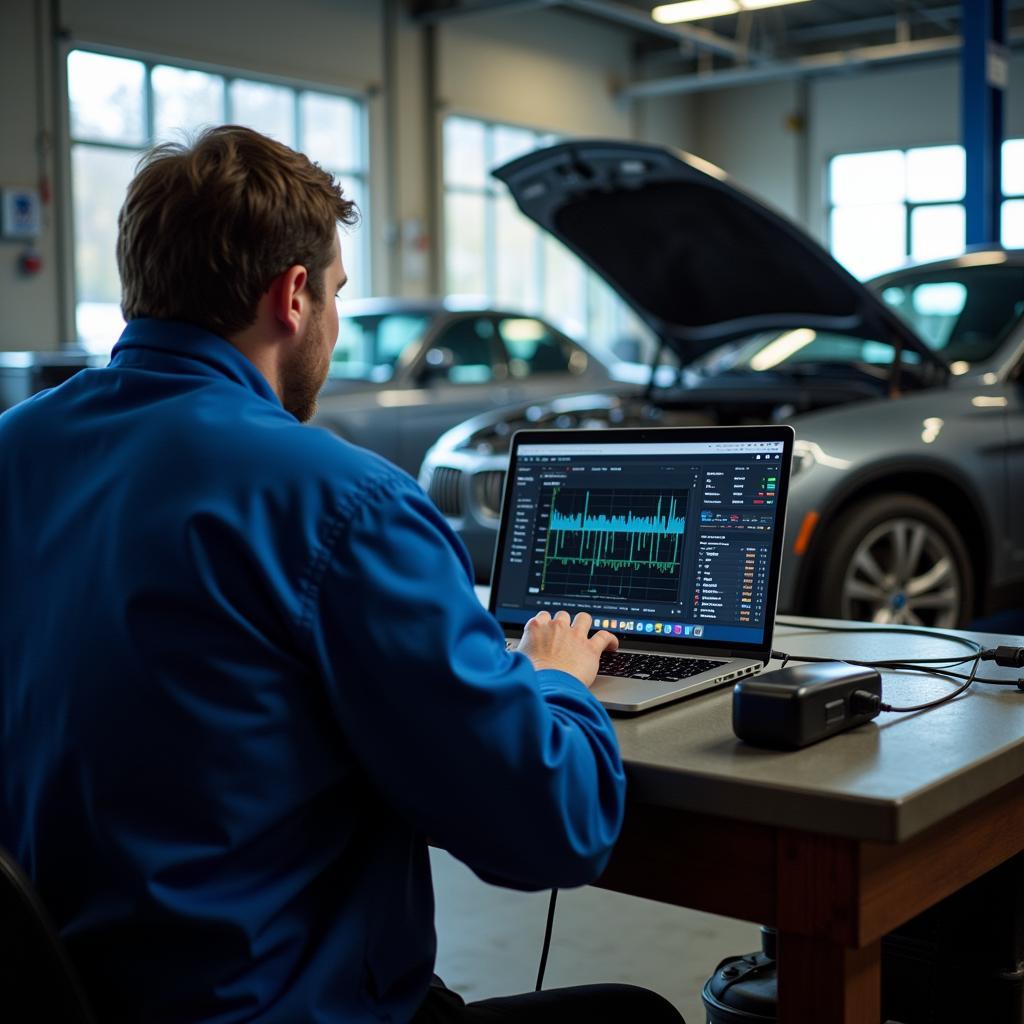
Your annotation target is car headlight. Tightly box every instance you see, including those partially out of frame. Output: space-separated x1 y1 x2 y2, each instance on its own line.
791 440 852 478
791 442 815 479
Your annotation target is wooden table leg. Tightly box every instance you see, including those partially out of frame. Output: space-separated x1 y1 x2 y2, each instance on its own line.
777 932 881 1024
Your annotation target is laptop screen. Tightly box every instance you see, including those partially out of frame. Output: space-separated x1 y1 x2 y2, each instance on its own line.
489 426 793 654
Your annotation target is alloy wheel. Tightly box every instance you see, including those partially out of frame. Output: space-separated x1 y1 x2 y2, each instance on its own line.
839 516 962 628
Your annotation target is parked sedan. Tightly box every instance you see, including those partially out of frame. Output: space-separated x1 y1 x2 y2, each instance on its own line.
418 140 1024 627
311 298 613 475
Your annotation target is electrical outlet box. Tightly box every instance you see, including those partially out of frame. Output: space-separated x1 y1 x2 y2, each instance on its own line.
1 188 41 240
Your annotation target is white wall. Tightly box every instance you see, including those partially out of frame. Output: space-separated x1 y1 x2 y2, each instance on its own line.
694 79 803 222
0 0 60 350
60 0 383 91
437 8 633 137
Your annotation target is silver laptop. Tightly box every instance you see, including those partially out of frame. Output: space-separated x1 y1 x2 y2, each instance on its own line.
488 425 795 714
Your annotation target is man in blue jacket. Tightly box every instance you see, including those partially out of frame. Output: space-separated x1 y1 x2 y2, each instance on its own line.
0 126 683 1022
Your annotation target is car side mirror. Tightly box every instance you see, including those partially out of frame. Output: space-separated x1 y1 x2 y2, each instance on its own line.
420 346 455 383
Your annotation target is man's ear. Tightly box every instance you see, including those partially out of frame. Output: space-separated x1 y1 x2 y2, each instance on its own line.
270 265 309 336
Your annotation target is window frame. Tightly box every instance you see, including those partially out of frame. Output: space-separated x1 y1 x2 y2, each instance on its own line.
441 114 552 303
826 141 1024 280
59 40 371 350
440 112 652 365
825 144 968 280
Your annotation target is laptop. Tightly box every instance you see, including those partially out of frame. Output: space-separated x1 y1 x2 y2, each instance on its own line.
488 424 795 713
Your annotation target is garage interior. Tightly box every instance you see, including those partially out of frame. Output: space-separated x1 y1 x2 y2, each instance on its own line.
3 2 1024 1023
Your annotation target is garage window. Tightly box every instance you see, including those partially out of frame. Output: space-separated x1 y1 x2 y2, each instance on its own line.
830 142 1024 282
1000 139 1024 246
828 145 966 281
66 48 368 353
442 114 653 366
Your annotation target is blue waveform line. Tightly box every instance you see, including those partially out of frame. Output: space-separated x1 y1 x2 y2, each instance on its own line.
540 490 687 591
550 491 686 536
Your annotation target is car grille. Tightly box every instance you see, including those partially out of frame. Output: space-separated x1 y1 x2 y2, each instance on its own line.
475 470 507 520
428 466 463 517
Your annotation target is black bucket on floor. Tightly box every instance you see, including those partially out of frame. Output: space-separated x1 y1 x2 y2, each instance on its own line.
701 927 777 1023
700 854 1024 1024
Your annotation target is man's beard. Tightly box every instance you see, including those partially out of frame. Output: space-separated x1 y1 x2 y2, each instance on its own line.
281 303 331 423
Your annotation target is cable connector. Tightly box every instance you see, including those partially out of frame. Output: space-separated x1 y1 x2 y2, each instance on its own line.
983 646 1024 669
850 690 883 715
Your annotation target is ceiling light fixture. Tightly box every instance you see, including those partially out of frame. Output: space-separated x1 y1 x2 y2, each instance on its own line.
652 0 811 24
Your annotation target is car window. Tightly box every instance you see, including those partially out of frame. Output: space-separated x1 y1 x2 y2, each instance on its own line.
495 317 572 377
879 264 1024 366
429 317 499 384
329 313 430 381
704 328 905 373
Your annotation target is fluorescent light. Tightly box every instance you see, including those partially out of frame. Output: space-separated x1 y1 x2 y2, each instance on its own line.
652 0 811 22
652 0 738 24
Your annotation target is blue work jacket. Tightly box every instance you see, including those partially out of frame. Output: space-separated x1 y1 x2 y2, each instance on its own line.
0 319 626 1023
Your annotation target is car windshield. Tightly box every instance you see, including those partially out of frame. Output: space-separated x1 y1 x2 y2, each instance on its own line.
876 264 1024 366
328 312 431 381
692 262 1024 375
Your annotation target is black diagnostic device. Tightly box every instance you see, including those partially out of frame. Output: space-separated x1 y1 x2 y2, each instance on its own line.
732 661 882 749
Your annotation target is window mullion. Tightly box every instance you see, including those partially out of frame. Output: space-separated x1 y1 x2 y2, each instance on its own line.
145 60 155 144
68 137 145 153
484 125 496 301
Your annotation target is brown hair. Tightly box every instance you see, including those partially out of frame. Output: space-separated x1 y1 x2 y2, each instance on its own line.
117 125 358 337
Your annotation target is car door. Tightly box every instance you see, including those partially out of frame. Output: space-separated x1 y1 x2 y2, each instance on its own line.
396 315 508 474
493 315 594 402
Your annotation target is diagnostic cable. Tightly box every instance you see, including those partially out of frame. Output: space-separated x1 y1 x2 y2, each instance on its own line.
772 619 1024 713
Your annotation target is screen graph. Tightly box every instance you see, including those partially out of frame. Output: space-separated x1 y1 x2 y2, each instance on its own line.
537 487 688 601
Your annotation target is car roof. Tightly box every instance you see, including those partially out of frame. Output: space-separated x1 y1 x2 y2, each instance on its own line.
868 247 1024 285
339 296 564 320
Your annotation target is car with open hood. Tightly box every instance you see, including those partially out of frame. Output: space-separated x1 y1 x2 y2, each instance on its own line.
418 140 1024 627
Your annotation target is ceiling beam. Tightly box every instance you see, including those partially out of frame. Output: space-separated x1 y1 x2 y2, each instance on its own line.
620 32 987 98
413 0 557 23
554 0 757 61
413 0 760 62
789 1 1024 46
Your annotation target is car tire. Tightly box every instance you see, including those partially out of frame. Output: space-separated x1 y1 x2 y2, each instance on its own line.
812 493 975 628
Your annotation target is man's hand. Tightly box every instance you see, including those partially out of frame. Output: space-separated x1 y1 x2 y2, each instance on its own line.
517 610 619 688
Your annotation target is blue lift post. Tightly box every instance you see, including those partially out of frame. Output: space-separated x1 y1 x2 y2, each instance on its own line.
962 0 1009 246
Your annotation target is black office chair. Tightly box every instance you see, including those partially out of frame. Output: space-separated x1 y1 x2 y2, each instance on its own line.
0 845 96 1022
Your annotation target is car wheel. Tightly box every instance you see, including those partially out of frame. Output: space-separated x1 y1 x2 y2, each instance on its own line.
812 494 974 628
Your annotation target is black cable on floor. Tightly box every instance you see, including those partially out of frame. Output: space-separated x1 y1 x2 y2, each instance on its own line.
535 889 558 991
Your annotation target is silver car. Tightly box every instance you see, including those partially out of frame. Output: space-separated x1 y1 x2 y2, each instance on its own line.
418 141 1024 627
311 298 613 475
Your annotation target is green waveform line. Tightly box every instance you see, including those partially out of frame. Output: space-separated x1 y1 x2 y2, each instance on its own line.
540 486 684 591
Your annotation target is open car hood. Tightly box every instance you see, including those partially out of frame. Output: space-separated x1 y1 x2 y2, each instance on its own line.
493 141 947 371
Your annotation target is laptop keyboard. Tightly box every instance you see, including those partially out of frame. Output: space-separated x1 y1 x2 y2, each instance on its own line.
598 651 726 683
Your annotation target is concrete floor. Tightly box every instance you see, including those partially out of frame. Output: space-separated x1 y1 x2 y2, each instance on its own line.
431 848 761 1024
